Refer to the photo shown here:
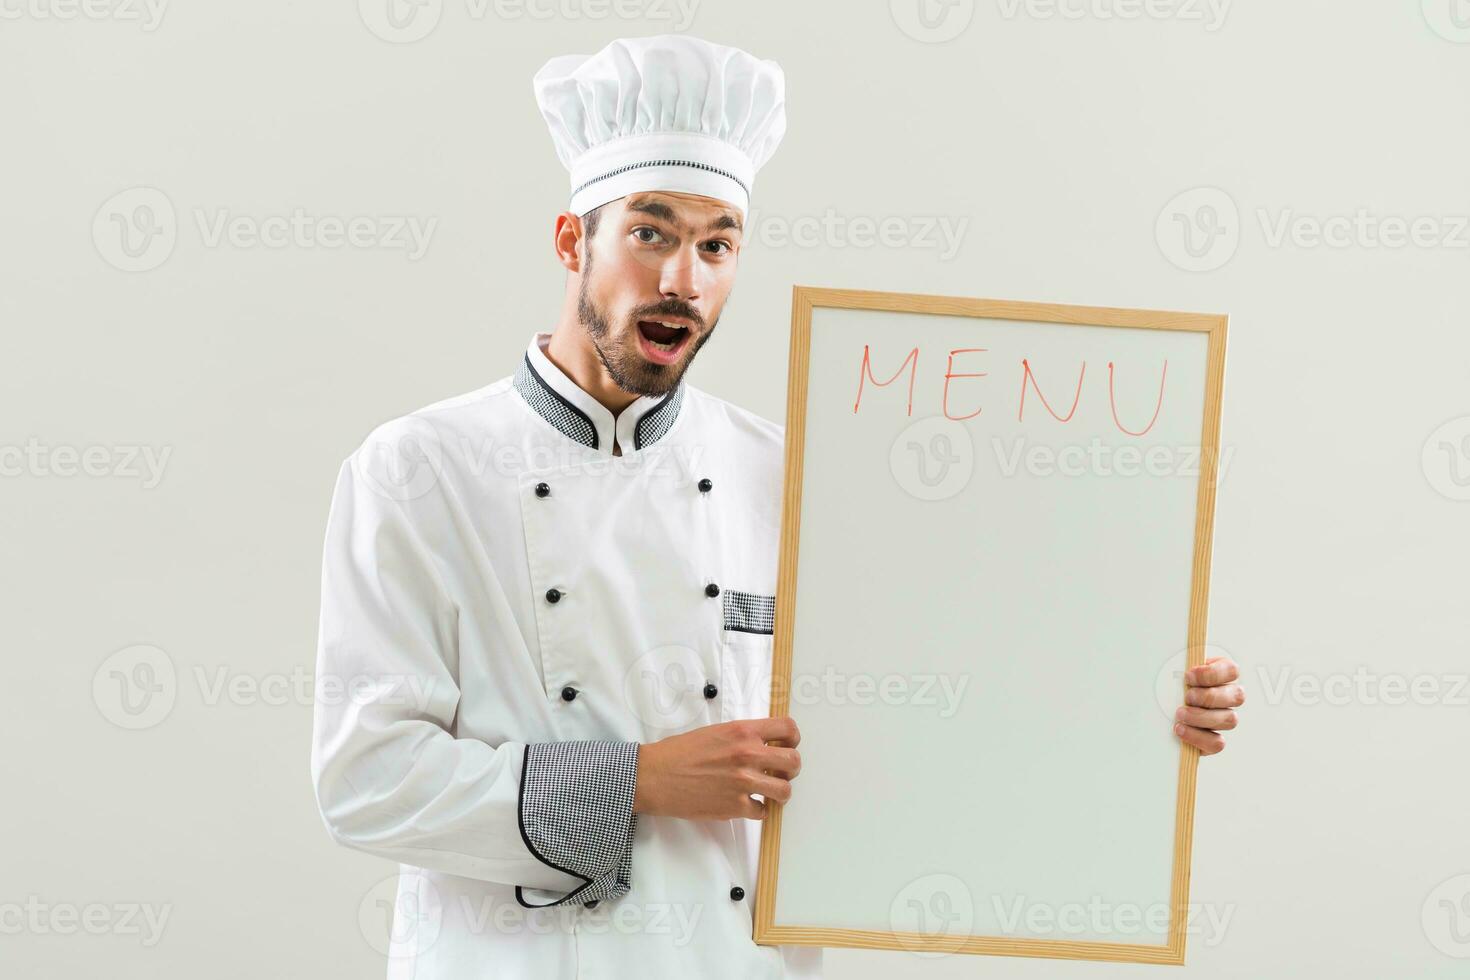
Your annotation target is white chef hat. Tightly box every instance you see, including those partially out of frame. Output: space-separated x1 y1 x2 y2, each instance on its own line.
533 34 786 220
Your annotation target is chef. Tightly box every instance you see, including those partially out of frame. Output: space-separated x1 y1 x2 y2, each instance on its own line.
310 33 1245 980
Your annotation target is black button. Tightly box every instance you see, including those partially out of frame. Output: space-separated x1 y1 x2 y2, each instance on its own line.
705 582 720 598
729 886 745 901
535 482 550 498
584 900 599 909
697 478 713 493
561 686 578 702
545 588 562 603
703 682 718 699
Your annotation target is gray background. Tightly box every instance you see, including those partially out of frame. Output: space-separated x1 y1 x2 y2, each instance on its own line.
4 1 1469 977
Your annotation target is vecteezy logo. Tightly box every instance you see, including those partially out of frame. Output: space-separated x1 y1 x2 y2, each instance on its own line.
1155 187 1239 272
92 644 178 730
1423 0 1470 42
1422 416 1470 501
623 644 709 731
889 873 974 957
354 416 445 503
358 0 442 43
93 187 177 272
889 415 975 501
360 871 442 957
1423 873 1470 957
890 0 975 42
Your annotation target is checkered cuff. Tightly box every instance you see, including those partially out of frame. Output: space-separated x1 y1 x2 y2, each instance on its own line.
515 740 640 909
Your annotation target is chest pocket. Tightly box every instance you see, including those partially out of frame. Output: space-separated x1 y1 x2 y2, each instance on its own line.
717 588 776 722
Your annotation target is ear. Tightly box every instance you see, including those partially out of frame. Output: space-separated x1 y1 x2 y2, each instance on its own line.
553 212 586 274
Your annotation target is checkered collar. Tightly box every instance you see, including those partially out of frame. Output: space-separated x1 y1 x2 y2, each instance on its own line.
513 332 686 455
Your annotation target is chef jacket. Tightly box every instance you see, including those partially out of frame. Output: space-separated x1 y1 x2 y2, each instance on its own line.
311 331 823 979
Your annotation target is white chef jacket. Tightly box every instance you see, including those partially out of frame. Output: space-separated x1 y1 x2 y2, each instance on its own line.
311 331 823 980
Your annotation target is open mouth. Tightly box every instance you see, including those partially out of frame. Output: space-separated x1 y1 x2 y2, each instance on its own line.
636 319 692 362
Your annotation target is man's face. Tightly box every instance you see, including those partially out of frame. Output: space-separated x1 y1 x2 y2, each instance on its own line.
575 191 743 398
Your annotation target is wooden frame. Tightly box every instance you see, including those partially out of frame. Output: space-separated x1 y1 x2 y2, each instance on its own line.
752 286 1229 965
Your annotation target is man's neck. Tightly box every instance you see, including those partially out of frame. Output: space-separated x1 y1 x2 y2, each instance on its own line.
543 327 639 454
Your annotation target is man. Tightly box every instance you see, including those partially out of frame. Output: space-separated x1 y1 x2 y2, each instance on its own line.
310 33 1244 980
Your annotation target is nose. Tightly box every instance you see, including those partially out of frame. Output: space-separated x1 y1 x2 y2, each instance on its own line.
657 245 703 306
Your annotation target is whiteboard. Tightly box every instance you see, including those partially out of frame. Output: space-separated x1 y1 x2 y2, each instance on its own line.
753 287 1227 965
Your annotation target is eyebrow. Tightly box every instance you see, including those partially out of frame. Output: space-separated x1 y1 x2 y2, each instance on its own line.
626 199 742 234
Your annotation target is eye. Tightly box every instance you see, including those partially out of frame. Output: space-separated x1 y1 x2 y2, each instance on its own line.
631 226 666 245
704 240 733 255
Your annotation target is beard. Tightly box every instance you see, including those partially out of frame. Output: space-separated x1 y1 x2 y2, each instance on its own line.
577 268 718 399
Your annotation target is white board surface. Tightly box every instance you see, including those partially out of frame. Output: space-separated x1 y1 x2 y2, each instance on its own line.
758 290 1226 964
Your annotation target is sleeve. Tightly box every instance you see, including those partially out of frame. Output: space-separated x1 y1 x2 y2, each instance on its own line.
309 449 640 906
515 740 640 908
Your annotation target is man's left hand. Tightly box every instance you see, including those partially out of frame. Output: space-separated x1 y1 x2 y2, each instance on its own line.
1175 655 1244 756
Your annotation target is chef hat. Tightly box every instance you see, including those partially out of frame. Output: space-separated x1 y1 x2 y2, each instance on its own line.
533 34 786 220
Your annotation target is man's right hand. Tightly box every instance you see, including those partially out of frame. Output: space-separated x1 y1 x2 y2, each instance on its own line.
632 717 801 821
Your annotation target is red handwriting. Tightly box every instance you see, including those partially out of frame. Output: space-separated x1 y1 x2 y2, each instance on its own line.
1018 358 1085 423
943 348 987 421
853 346 1170 437
1107 360 1168 437
852 345 919 416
